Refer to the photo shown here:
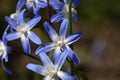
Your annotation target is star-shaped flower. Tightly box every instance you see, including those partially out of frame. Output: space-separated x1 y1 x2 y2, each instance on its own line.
27 49 76 80
36 19 82 64
51 0 80 23
5 9 41 54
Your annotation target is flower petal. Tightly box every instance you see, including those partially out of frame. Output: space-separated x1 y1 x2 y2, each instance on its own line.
5 16 18 30
27 16 41 30
73 9 78 22
26 63 47 76
44 22 58 41
6 32 21 41
2 25 10 43
54 49 68 70
18 9 26 24
65 32 82 45
72 0 80 8
57 71 77 80
37 0 48 8
38 53 53 68
49 0 63 11
35 43 55 55
53 47 61 62
50 12 65 23
67 46 80 64
33 7 40 15
2 60 12 75
64 0 80 7
21 36 31 54
25 2 32 10
28 31 41 44
16 0 26 11
59 19 68 36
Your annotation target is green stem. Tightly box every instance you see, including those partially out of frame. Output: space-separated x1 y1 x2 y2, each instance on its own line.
68 0 75 76
68 0 73 35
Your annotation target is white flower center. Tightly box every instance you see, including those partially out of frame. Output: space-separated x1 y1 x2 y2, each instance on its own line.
18 27 28 33
0 44 6 55
18 27 29 37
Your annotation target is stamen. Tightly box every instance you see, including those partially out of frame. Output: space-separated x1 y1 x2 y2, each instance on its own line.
48 71 55 77
56 41 63 47
27 0 34 2
18 27 28 34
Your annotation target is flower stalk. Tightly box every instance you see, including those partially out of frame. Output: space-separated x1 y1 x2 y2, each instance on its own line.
68 0 75 76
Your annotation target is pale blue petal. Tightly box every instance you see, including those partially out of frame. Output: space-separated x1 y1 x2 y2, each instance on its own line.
21 36 31 54
35 43 55 55
38 53 53 67
28 31 41 44
16 0 26 11
37 0 48 8
54 49 68 70
33 7 40 15
49 0 63 11
5 16 18 30
2 60 12 75
59 19 68 36
53 47 61 62
44 22 58 41
65 32 82 45
25 2 32 10
50 12 65 23
2 25 9 43
67 46 80 64
73 9 78 22
64 0 80 7
27 16 41 30
57 71 77 80
6 32 21 41
26 63 47 76
64 0 69 4
72 0 80 8
18 9 26 24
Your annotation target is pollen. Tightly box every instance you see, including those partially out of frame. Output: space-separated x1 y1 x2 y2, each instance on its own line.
27 0 34 2
48 71 55 77
56 41 63 47
18 27 28 34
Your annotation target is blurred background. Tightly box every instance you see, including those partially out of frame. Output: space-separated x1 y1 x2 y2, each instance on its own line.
0 0 120 80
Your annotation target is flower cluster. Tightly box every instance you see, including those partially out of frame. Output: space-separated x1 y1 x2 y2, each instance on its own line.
0 0 82 79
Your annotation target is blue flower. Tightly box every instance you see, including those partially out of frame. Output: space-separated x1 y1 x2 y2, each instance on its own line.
0 28 12 75
26 0 48 15
36 19 82 64
5 9 41 54
51 0 80 23
27 50 76 80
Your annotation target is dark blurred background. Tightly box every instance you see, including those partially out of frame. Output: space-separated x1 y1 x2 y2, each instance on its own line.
0 0 120 80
